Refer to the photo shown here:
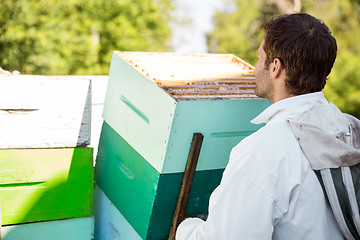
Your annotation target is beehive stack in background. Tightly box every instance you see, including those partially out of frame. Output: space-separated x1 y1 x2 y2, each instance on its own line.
94 52 270 239
89 75 109 159
0 75 94 240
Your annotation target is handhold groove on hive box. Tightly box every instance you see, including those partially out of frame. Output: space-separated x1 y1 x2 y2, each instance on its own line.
210 131 255 138
120 95 150 124
116 156 135 180
0 109 39 113
0 181 46 188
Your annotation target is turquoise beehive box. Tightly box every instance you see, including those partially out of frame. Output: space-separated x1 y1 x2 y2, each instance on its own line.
95 52 270 239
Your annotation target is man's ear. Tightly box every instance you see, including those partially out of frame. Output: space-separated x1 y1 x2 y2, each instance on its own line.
271 58 283 79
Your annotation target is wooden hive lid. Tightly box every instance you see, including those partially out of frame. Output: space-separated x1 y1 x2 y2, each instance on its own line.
116 51 257 101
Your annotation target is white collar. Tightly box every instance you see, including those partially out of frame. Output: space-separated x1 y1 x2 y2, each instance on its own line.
251 92 329 124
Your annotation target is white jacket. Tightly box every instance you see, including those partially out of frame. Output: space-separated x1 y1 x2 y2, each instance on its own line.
176 92 344 240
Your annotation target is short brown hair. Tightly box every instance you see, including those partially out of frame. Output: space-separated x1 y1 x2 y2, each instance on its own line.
263 13 337 95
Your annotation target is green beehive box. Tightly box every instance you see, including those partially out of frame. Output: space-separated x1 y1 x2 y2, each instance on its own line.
102 52 269 174
96 121 224 239
0 147 94 225
96 52 270 239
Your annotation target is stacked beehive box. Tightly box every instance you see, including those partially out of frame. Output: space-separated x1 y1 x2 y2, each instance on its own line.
0 75 94 240
94 52 270 239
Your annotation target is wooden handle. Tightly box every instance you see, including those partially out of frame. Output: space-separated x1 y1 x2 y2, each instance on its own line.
168 133 204 240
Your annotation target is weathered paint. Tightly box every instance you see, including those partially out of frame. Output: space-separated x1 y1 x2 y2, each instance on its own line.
102 52 270 174
2 216 94 240
95 122 224 239
0 147 94 225
0 75 92 148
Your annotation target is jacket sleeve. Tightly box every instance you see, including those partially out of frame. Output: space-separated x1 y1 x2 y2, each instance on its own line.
176 147 284 240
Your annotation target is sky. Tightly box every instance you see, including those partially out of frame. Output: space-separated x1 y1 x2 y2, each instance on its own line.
171 0 225 53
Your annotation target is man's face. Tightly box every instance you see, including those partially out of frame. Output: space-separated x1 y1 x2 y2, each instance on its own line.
255 41 273 101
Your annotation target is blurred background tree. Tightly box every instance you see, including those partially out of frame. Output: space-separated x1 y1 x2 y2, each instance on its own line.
314 0 360 119
207 0 360 118
0 0 173 75
0 0 359 117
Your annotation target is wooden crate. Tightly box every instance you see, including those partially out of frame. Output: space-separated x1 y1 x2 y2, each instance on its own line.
102 52 269 174
2 216 94 240
0 147 94 225
0 75 91 149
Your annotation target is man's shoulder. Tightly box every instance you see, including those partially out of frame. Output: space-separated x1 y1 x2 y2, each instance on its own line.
226 120 311 201
230 120 300 166
239 121 295 149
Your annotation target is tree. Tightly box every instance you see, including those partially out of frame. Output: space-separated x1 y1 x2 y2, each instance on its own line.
312 0 360 118
87 0 173 74
208 0 360 118
0 0 173 75
207 0 264 65
207 0 312 65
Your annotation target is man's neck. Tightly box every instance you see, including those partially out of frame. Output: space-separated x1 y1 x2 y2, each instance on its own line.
271 91 294 104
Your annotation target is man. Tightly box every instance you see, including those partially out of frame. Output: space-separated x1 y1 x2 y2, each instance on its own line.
176 13 349 239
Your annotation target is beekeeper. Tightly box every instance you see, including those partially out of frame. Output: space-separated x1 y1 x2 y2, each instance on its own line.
176 13 357 240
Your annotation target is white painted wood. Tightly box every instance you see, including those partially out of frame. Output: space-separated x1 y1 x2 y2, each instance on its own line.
103 54 177 173
88 75 108 105
94 185 142 240
87 76 108 160
0 75 91 148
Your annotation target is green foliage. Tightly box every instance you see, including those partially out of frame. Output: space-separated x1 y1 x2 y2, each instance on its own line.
209 0 360 118
207 0 314 65
0 0 173 75
207 0 265 65
317 0 360 118
325 53 360 118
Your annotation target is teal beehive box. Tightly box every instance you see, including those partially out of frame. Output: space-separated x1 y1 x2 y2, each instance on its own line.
2 216 94 240
95 52 270 239
102 52 269 174
94 184 142 240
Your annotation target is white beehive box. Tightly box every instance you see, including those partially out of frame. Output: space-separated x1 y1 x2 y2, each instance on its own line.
0 75 91 148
